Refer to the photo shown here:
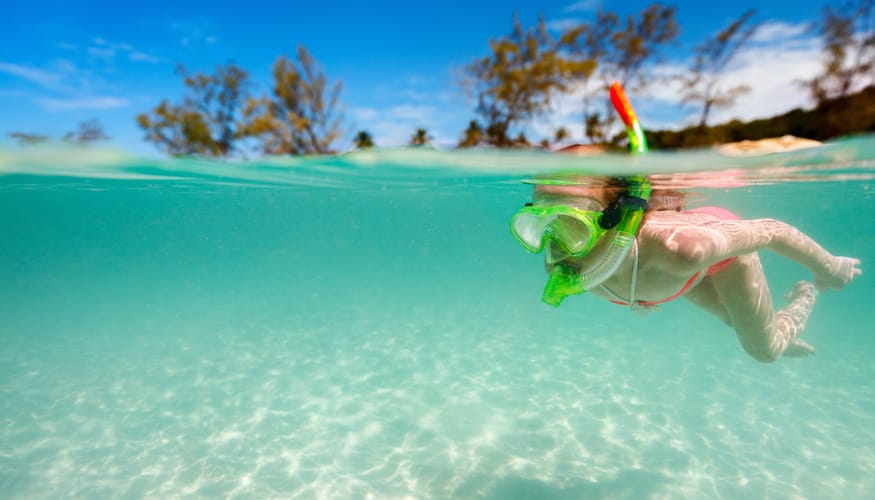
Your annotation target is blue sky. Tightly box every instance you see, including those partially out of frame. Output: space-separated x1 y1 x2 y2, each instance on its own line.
0 0 850 153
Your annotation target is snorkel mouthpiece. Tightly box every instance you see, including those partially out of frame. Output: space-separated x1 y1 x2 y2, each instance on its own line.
542 265 584 307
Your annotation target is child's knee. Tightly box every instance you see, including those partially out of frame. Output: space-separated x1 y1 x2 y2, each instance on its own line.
744 345 780 363
738 333 782 362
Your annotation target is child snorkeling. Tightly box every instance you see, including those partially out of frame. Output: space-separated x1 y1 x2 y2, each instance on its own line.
510 83 861 362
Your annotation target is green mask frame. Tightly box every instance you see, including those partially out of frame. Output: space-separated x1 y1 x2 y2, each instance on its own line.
510 205 608 257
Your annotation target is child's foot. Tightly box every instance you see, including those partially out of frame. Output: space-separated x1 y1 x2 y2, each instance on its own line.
779 281 818 359
783 338 816 357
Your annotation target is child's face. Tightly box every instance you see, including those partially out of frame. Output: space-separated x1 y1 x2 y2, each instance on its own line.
529 186 616 272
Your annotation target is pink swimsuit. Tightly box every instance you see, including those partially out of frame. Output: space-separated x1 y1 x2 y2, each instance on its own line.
608 206 739 306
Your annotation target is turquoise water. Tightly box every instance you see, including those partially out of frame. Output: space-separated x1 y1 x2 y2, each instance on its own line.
1 139 874 498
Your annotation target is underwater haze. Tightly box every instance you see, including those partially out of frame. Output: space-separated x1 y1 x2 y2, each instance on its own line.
1 139 875 498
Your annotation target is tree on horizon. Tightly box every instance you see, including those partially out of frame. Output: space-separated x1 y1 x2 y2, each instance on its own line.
803 0 875 103
7 119 109 146
553 126 570 144
64 118 110 144
7 132 49 146
511 131 530 148
583 112 606 143
239 47 343 155
678 9 760 128
409 128 433 146
462 16 594 147
458 120 484 148
353 130 375 149
136 62 250 157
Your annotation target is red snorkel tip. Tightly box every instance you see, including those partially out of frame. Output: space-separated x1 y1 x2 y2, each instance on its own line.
609 81 636 129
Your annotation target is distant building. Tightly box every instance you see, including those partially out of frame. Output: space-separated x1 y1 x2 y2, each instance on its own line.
718 135 822 156
555 143 608 155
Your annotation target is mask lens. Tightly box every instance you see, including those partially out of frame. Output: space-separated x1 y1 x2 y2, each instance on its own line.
511 206 603 255
511 212 555 252
545 239 568 264
549 215 596 255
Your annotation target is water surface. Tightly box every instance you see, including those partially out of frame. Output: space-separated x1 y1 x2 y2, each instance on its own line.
1 138 874 498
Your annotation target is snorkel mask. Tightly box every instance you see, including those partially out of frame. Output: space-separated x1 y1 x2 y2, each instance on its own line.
511 200 608 259
511 81 652 306
511 190 647 261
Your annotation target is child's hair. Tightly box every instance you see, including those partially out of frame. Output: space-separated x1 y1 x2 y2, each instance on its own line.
533 176 688 212
601 178 687 212
648 189 687 211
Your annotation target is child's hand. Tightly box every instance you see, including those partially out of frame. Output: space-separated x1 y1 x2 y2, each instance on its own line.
814 256 861 291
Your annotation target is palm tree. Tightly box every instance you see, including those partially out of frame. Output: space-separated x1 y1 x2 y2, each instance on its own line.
553 126 570 144
64 118 110 143
409 128 433 146
511 132 530 148
458 120 483 148
353 130 375 149
7 132 49 146
584 112 606 143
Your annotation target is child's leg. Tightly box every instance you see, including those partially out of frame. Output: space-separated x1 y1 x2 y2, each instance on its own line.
708 253 817 362
683 278 732 326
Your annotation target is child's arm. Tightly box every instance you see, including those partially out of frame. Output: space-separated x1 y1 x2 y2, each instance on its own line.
648 217 861 290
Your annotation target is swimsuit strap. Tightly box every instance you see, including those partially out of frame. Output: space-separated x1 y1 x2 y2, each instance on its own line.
639 272 702 306
605 236 705 307
599 282 627 303
599 238 641 306
629 237 639 305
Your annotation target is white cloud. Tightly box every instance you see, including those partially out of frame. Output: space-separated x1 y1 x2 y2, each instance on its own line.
129 51 161 63
696 41 825 124
88 47 116 59
751 21 809 43
36 96 128 111
435 88 464 105
349 107 378 122
349 102 458 147
349 78 471 147
0 59 124 105
169 19 217 48
563 0 600 13
88 39 161 64
546 18 582 33
403 88 433 101
49 37 162 65
0 61 66 89
387 104 438 123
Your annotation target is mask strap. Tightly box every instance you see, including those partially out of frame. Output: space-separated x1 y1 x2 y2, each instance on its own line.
600 192 649 229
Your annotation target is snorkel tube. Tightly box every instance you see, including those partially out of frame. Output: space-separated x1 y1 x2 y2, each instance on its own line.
542 81 652 306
